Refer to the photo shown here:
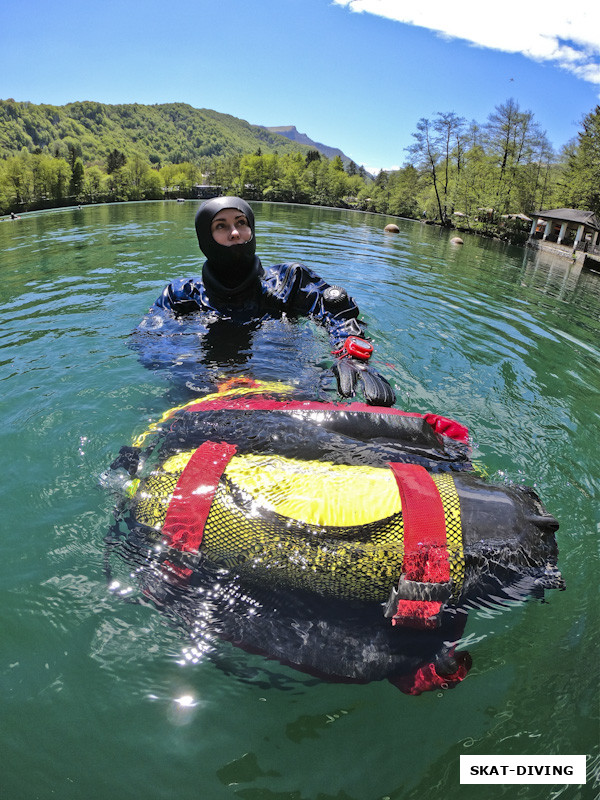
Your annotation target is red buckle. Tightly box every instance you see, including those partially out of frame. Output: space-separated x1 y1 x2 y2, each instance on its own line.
386 463 451 629
332 336 373 361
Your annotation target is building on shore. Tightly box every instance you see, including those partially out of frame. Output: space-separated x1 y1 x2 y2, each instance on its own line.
194 184 222 200
528 208 600 259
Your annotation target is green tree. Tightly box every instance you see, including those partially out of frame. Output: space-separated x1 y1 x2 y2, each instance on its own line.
63 137 82 169
434 111 466 216
49 139 68 159
275 153 310 203
106 148 127 173
514 131 556 213
105 165 129 201
483 98 546 215
31 153 56 200
386 165 421 218
406 112 466 223
52 158 72 200
0 161 10 213
125 153 150 199
240 153 268 199
3 149 34 205
407 117 449 224
559 106 600 215
159 163 181 194
70 158 84 196
457 142 496 218
206 154 241 194
81 165 105 202
142 168 163 200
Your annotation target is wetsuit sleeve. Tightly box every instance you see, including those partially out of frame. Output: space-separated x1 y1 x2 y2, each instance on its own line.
154 277 204 315
271 262 365 348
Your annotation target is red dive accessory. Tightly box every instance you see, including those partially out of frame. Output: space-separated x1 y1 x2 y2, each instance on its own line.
332 336 373 361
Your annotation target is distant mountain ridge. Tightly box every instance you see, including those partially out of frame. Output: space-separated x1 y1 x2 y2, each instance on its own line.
262 125 355 166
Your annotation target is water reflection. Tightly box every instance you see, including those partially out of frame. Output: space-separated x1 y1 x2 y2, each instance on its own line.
520 246 600 310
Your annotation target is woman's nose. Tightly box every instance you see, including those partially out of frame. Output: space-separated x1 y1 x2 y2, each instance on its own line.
230 226 240 238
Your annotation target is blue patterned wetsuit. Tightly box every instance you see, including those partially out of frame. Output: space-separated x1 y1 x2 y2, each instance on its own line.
151 257 364 348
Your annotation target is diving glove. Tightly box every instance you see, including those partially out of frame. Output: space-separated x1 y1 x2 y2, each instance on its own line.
109 445 141 476
332 337 396 407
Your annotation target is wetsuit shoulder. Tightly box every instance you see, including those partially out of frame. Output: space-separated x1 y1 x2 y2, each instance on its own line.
263 262 365 345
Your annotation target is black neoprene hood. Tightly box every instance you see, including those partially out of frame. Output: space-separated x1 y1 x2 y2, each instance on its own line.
194 196 256 268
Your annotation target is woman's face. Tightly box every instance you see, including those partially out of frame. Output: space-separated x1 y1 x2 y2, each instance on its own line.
210 208 252 247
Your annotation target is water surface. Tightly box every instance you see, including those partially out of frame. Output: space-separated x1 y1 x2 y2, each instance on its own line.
1 201 598 800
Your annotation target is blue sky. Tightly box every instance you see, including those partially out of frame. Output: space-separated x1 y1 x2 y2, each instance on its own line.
1 0 598 172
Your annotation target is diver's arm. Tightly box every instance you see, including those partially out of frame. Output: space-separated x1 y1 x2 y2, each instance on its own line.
154 277 204 315
130 278 206 370
272 263 396 406
271 262 364 347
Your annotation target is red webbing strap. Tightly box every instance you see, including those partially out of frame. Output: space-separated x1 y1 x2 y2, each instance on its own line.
162 441 237 553
388 463 450 628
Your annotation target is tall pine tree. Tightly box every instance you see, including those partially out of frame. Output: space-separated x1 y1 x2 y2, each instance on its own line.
560 106 600 215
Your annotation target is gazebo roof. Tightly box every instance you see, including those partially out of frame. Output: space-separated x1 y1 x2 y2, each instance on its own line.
532 208 600 230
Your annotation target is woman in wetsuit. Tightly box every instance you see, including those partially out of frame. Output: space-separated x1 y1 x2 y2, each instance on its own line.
139 196 395 406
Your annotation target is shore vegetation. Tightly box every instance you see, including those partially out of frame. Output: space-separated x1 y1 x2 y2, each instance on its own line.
1 99 598 244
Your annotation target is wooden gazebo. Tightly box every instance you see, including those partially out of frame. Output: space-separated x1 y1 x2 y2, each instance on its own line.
528 208 600 250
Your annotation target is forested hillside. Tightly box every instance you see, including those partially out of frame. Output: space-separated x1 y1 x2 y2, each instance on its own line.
0 100 313 164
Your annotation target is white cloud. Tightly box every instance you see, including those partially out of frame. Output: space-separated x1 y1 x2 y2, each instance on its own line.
333 0 600 85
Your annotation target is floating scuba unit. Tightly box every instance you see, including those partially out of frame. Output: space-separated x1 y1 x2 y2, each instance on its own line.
105 379 564 693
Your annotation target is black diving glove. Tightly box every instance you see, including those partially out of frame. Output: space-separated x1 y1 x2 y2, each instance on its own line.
109 445 141 476
332 337 396 407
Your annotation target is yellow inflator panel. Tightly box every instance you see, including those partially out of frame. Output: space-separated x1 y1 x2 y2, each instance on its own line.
202 454 405 601
223 454 401 527
133 450 465 603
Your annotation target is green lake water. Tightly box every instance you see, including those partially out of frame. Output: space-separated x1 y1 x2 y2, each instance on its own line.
1 201 598 799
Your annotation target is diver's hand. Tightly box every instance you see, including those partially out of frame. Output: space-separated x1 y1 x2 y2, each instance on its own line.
333 358 396 406
109 445 141 476
332 337 395 407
